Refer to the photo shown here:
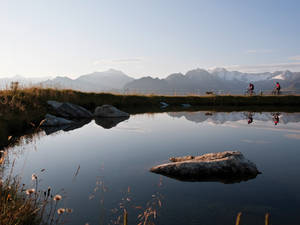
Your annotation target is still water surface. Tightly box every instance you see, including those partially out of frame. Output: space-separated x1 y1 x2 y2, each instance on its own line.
6 111 300 225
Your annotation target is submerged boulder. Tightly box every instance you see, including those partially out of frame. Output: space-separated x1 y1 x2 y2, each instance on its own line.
94 105 129 118
43 114 73 126
150 151 260 183
47 100 93 119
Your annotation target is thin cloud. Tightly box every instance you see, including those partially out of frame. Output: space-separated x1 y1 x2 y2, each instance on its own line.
225 62 300 73
93 58 143 66
245 49 274 54
241 139 270 144
288 55 300 61
285 133 300 140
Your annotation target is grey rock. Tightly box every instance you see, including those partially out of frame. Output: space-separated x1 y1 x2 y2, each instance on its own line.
47 100 93 118
94 105 129 117
43 114 73 126
150 151 260 183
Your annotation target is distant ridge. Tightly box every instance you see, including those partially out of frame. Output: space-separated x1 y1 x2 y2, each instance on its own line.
1 68 300 94
41 69 134 92
124 68 300 94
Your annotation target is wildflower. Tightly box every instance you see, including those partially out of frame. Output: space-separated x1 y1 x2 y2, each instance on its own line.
57 208 65 214
7 194 12 201
53 194 62 201
66 208 73 213
26 188 35 195
32 173 37 180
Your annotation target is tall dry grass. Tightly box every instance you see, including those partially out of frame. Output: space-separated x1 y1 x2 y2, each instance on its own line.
0 140 71 225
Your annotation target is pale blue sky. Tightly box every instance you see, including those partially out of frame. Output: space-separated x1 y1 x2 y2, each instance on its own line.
0 0 300 78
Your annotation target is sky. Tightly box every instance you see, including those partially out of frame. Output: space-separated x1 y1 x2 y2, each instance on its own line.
0 0 300 78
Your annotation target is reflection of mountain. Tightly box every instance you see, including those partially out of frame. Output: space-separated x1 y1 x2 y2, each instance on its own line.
95 116 129 129
168 112 300 124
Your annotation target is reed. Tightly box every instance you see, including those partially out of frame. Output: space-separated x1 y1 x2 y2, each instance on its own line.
265 213 269 225
235 212 242 225
0 156 71 225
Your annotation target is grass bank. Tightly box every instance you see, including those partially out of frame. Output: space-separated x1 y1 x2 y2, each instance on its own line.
1 87 300 113
1 87 300 148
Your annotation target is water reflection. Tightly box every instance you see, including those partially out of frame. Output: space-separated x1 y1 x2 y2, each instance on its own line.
3 111 300 225
41 116 130 135
42 119 92 135
272 112 280 125
168 111 300 125
94 116 130 129
153 171 259 184
246 112 254 124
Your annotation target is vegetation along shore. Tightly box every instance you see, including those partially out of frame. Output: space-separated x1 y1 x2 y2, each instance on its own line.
1 87 300 148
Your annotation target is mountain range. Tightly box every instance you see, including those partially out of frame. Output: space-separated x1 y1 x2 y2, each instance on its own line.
124 68 300 94
1 68 300 94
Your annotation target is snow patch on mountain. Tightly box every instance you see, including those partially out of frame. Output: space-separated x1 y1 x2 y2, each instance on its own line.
209 68 273 82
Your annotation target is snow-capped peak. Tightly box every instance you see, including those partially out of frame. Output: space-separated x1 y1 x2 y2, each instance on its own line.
272 70 293 80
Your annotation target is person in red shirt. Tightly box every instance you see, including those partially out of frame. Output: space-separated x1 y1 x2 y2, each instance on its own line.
275 82 281 95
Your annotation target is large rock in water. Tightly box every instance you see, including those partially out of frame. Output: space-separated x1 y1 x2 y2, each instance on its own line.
47 100 93 118
150 151 260 183
43 114 73 126
94 105 129 117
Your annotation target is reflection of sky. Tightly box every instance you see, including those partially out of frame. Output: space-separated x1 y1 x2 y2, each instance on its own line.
6 112 300 225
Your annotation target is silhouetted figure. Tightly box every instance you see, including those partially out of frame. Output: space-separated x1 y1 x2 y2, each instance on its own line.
247 112 253 124
246 83 255 95
272 113 280 125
